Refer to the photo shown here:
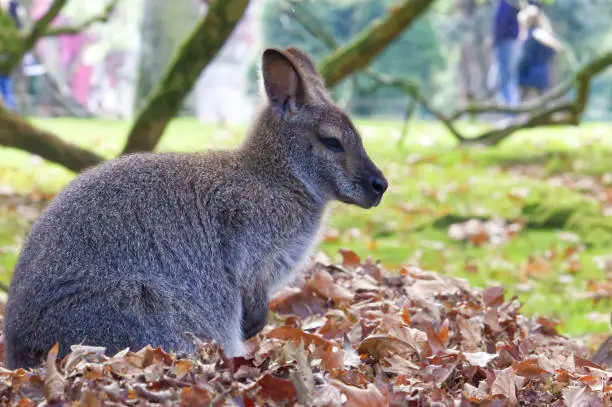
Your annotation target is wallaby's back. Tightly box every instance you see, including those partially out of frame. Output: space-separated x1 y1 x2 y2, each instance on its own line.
5 153 241 367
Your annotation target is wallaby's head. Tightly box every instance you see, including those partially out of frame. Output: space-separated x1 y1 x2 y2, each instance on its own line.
249 47 387 209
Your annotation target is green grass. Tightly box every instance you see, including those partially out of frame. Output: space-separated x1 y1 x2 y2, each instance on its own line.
1 117 611 337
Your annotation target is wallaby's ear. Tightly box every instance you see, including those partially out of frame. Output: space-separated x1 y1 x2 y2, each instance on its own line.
262 48 305 114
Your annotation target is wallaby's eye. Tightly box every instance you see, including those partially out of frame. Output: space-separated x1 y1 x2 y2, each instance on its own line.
319 137 344 153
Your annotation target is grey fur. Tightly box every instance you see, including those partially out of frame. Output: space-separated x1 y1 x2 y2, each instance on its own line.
3 48 387 369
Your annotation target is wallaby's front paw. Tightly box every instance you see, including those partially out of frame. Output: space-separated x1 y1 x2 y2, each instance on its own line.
243 317 267 340
242 305 268 340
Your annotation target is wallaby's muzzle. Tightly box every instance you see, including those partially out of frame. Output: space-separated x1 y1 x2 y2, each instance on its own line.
369 174 388 205
359 159 388 208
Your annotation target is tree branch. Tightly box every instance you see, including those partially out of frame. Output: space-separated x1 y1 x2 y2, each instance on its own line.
447 79 573 121
461 102 576 146
0 0 119 74
0 105 104 172
44 0 119 37
122 0 250 154
461 50 612 145
283 0 337 49
1 0 68 74
362 70 467 142
318 0 436 87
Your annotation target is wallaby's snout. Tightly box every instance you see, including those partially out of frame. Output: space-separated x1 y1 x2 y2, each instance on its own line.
366 166 388 207
355 152 388 208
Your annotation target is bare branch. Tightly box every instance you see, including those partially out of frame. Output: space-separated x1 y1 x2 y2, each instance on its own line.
318 0 436 87
1 0 68 73
122 0 250 154
0 105 104 172
462 102 576 146
44 0 119 37
0 0 119 74
448 79 573 121
462 50 612 145
362 70 467 142
283 0 337 49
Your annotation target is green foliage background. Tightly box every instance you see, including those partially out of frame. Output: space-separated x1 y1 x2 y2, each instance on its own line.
252 0 612 119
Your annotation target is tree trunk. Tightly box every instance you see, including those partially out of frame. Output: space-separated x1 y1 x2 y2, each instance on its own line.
122 0 250 154
133 0 201 111
0 106 104 172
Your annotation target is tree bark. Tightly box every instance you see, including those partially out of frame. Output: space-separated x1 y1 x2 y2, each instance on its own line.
318 0 436 88
133 0 201 111
122 0 249 154
0 106 104 172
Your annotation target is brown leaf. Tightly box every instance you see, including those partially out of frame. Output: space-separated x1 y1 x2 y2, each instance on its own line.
420 363 458 386
357 335 413 360
483 286 505 307
574 355 605 371
16 399 36 407
319 311 355 340
267 326 328 348
381 354 419 374
80 390 104 407
463 352 498 368
171 359 193 379
340 249 361 268
180 386 213 406
331 379 387 407
513 358 550 378
456 315 483 352
401 307 411 325
535 316 560 336
269 286 327 318
491 367 517 406
426 323 448 355
134 385 175 404
468 230 489 246
562 386 605 407
141 346 174 367
255 374 297 403
107 357 144 378
289 342 315 405
318 343 345 372
44 343 66 403
310 267 354 303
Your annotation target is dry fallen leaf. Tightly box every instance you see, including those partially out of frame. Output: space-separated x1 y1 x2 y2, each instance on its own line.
43 343 65 403
0 255 604 405
310 267 354 303
331 379 387 407
492 366 518 406
339 248 361 268
463 352 498 368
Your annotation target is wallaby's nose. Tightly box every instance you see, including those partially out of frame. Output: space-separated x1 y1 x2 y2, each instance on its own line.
370 176 388 196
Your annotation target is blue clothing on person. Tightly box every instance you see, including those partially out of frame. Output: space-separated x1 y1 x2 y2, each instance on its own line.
0 75 15 110
493 0 520 45
8 0 22 29
518 29 556 91
493 0 521 106
0 0 22 110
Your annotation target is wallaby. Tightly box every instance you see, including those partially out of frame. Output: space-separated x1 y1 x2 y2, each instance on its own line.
4 47 387 369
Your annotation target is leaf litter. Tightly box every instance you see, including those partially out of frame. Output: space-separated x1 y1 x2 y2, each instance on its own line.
0 251 609 406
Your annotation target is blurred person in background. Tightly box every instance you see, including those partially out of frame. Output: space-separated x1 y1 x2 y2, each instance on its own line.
492 0 522 107
517 3 564 100
0 0 26 111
